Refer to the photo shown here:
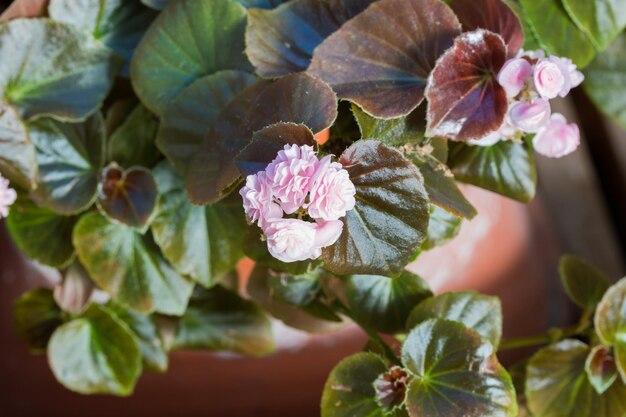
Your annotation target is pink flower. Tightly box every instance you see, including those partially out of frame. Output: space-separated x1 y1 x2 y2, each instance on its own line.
508 99 551 133
266 144 320 214
548 56 584 97
0 174 16 218
307 156 356 221
532 113 580 158
239 171 282 227
315 219 344 248
533 60 565 99
497 58 532 98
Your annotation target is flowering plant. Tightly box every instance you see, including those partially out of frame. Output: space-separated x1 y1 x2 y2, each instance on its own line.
1 0 626 416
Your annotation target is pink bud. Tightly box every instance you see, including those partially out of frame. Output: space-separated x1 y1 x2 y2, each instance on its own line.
314 220 343 248
533 60 566 99
508 99 551 133
497 58 532 98
532 113 580 158
548 56 584 97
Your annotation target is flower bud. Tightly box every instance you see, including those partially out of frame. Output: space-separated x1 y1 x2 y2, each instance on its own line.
532 113 580 158
497 58 532 98
53 264 94 314
508 99 551 133
533 60 566 99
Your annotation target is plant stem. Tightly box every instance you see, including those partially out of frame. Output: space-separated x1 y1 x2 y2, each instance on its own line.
498 308 593 351
333 301 402 366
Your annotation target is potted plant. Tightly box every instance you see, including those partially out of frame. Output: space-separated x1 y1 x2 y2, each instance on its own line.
1 0 626 416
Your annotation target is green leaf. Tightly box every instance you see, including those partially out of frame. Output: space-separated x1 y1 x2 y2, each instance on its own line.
321 352 409 417
526 339 626 417
248 265 345 333
406 291 503 348
322 140 430 276
6 197 76 267
448 141 536 203
97 165 158 229
48 0 158 75
140 0 168 10
419 205 463 252
595 277 626 346
130 0 252 115
0 18 119 121
156 70 256 178
13 288 64 352
346 271 432 334
585 345 618 395
48 304 142 396
267 270 322 307
519 0 595 68
584 32 626 131
561 0 626 50
402 318 517 417
109 304 168 373
73 212 193 315
186 72 337 204
173 286 275 356
141 0 290 11
245 0 374 78
351 104 425 147
309 0 461 119
151 161 246 288
29 113 106 214
108 104 160 168
559 254 610 309
0 101 36 189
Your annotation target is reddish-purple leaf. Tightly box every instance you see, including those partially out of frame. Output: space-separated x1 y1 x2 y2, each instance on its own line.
235 123 315 177
308 0 461 119
245 0 375 78
186 73 337 204
448 0 524 58
426 29 508 141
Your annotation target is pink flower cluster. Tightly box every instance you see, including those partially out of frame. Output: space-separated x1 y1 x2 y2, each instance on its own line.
471 50 583 158
0 173 16 218
240 144 356 263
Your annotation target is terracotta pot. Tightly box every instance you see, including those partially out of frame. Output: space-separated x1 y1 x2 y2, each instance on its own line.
0 184 567 416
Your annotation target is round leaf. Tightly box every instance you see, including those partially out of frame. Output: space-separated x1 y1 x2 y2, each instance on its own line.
267 270 322 307
425 29 508 141
321 352 408 417
151 161 246 288
48 304 142 396
73 212 194 315
559 254 610 309
173 286 275 357
97 165 158 229
595 277 626 346
48 0 158 75
156 70 256 177
519 0 595 68
346 271 432 334
526 339 626 417
447 141 537 203
561 0 626 51
402 318 517 417
406 291 503 347
0 18 119 120
186 72 337 204
246 0 375 78
447 0 524 58
107 104 160 168
308 0 461 119
585 345 618 395
6 197 77 268
322 140 430 276
13 288 64 352
130 0 252 115
419 205 463 252
30 113 106 214
0 101 36 190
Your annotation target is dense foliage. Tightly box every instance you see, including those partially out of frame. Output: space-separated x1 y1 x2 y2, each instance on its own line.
1 0 626 416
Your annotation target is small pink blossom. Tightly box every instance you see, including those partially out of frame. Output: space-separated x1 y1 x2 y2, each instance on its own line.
532 113 580 158
307 156 356 221
264 219 320 263
0 173 16 218
239 171 282 227
533 60 565 99
497 58 532 98
508 99 551 133
314 219 344 248
548 56 584 97
266 144 319 214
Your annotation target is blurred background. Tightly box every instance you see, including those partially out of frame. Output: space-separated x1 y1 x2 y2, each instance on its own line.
0 0 625 416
